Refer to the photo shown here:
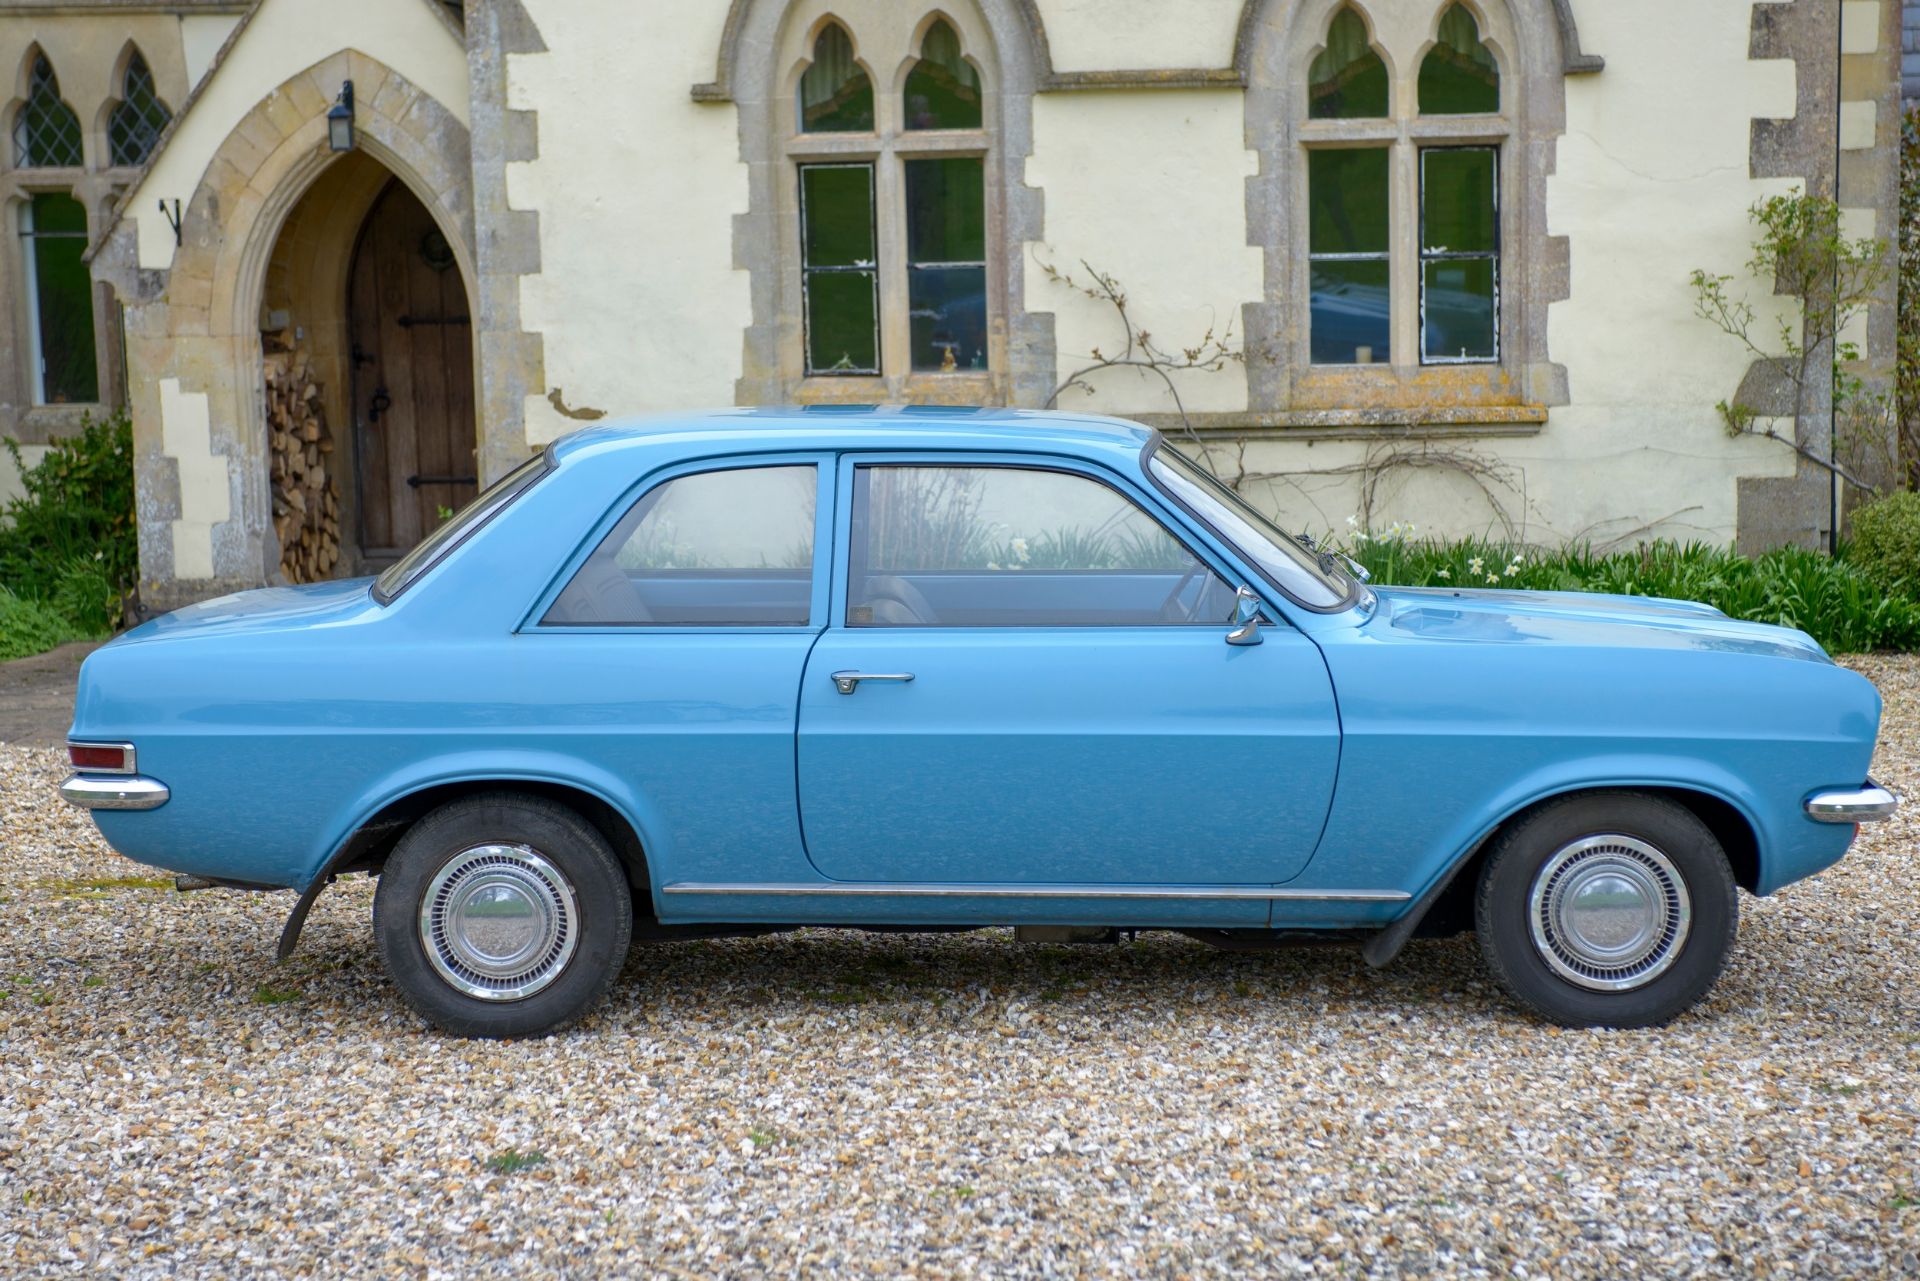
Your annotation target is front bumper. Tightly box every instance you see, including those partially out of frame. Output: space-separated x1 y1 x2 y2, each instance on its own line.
1804 780 1899 824
59 774 170 811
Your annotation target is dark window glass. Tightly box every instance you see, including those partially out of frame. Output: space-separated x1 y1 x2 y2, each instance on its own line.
1420 147 1499 363
108 52 174 166
848 465 1233 628
1308 148 1389 364
545 466 818 627
21 193 98 404
13 54 83 167
904 20 982 130
800 163 880 374
1419 5 1500 115
1308 8 1388 120
797 24 873 133
904 157 987 372
374 453 548 604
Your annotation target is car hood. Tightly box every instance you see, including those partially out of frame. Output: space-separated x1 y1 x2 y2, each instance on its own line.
1369 585 1830 662
110 577 382 646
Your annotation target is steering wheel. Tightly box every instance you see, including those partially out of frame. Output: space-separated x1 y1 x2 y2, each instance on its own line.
1158 560 1207 623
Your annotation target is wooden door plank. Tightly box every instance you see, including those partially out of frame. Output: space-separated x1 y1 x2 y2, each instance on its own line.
372 189 422 549
348 216 390 552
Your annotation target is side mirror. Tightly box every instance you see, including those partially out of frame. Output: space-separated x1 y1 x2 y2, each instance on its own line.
1226 585 1264 646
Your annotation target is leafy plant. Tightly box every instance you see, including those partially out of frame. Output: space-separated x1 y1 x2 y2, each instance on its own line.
1849 491 1920 589
484 1147 546 1175
0 410 137 613
0 587 88 661
1900 107 1920 488
1690 188 1892 498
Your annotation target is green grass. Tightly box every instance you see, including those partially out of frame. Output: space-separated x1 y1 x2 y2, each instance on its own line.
251 984 302 1006
1345 536 1920 654
485 1148 546 1175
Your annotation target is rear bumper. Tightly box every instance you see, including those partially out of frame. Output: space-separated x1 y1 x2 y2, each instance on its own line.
1804 780 1898 824
59 774 170 811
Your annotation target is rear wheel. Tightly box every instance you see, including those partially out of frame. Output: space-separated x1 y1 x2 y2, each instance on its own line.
1475 792 1737 1028
374 793 632 1037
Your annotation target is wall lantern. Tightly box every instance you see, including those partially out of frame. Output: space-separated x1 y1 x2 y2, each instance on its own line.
326 80 355 152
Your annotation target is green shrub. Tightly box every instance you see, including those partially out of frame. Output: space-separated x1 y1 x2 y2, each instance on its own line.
0 410 136 613
1343 534 1920 654
0 587 87 661
1848 490 1920 589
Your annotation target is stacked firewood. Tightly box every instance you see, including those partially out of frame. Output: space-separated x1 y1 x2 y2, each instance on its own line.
264 345 342 583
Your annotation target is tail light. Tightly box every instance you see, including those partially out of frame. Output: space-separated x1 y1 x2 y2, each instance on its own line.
68 742 135 773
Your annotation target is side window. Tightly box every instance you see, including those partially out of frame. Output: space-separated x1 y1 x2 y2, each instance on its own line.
544 465 817 626
848 465 1234 628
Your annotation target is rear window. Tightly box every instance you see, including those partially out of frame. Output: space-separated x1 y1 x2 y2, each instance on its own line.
372 453 549 604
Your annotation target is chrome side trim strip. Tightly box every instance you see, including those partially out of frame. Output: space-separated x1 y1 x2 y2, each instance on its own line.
661 881 1410 902
1804 782 1898 824
59 774 170 811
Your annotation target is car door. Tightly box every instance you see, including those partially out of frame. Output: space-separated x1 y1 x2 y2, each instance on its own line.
525 456 831 886
795 456 1341 886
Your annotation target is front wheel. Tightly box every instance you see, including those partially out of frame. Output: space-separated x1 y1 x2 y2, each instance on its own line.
374 793 633 1037
1475 792 1737 1028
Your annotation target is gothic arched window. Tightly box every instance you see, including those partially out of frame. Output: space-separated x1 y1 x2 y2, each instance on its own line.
13 53 83 168
108 50 174 167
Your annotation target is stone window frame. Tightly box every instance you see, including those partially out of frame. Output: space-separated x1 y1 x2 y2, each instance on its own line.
1243 0 1570 418
778 6 1001 403
711 0 1052 409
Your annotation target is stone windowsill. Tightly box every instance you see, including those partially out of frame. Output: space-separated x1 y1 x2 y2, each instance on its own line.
1131 405 1549 440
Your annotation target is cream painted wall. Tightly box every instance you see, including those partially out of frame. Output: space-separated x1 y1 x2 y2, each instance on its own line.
179 13 241 88
125 0 468 270
509 0 752 446
1023 89 1261 416
157 379 228 579
0 444 49 515
1034 0 1240 74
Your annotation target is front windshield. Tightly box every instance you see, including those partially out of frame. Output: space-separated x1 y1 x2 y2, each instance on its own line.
1148 446 1357 611
372 452 550 604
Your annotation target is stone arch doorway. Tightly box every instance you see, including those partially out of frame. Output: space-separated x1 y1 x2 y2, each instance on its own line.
256 152 477 579
346 179 477 561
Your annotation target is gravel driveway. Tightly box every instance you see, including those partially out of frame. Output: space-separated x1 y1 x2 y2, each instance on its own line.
1 661 1915 1277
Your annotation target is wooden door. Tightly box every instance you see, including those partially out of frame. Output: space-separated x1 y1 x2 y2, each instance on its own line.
347 180 476 557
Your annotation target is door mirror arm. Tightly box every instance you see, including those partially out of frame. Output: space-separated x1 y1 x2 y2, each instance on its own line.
1226 585 1265 646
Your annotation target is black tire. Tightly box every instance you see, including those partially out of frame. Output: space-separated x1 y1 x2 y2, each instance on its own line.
374 792 633 1037
1474 791 1738 1028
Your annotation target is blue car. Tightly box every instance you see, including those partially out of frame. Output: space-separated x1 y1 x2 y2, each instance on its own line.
61 408 1895 1036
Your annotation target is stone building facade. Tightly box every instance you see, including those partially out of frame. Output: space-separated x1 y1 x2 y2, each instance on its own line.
0 0 1907 607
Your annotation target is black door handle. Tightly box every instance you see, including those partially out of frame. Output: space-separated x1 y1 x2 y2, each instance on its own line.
407 474 479 489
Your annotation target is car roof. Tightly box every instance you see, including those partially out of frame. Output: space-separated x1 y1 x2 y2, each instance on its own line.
545 406 1159 465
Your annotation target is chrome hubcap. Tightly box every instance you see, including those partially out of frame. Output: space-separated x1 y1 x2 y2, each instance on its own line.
1528 835 1691 992
419 845 579 1001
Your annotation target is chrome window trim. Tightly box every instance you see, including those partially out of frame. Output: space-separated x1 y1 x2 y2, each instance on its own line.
66 740 136 775
663 881 1409 902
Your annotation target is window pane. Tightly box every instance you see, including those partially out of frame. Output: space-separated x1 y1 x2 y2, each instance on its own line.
850 466 1232 628
1310 260 1390 366
1422 148 1496 253
908 266 987 371
545 466 817 627
14 55 83 167
798 24 873 133
800 164 879 375
1308 8 1388 119
806 272 879 374
108 52 173 167
1308 148 1388 255
1419 4 1500 115
375 453 548 603
801 164 875 267
905 157 987 372
904 20 983 130
905 157 985 262
24 194 98 404
1422 258 1496 361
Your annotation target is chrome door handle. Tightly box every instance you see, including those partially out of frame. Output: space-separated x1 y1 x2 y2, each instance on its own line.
830 671 915 695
